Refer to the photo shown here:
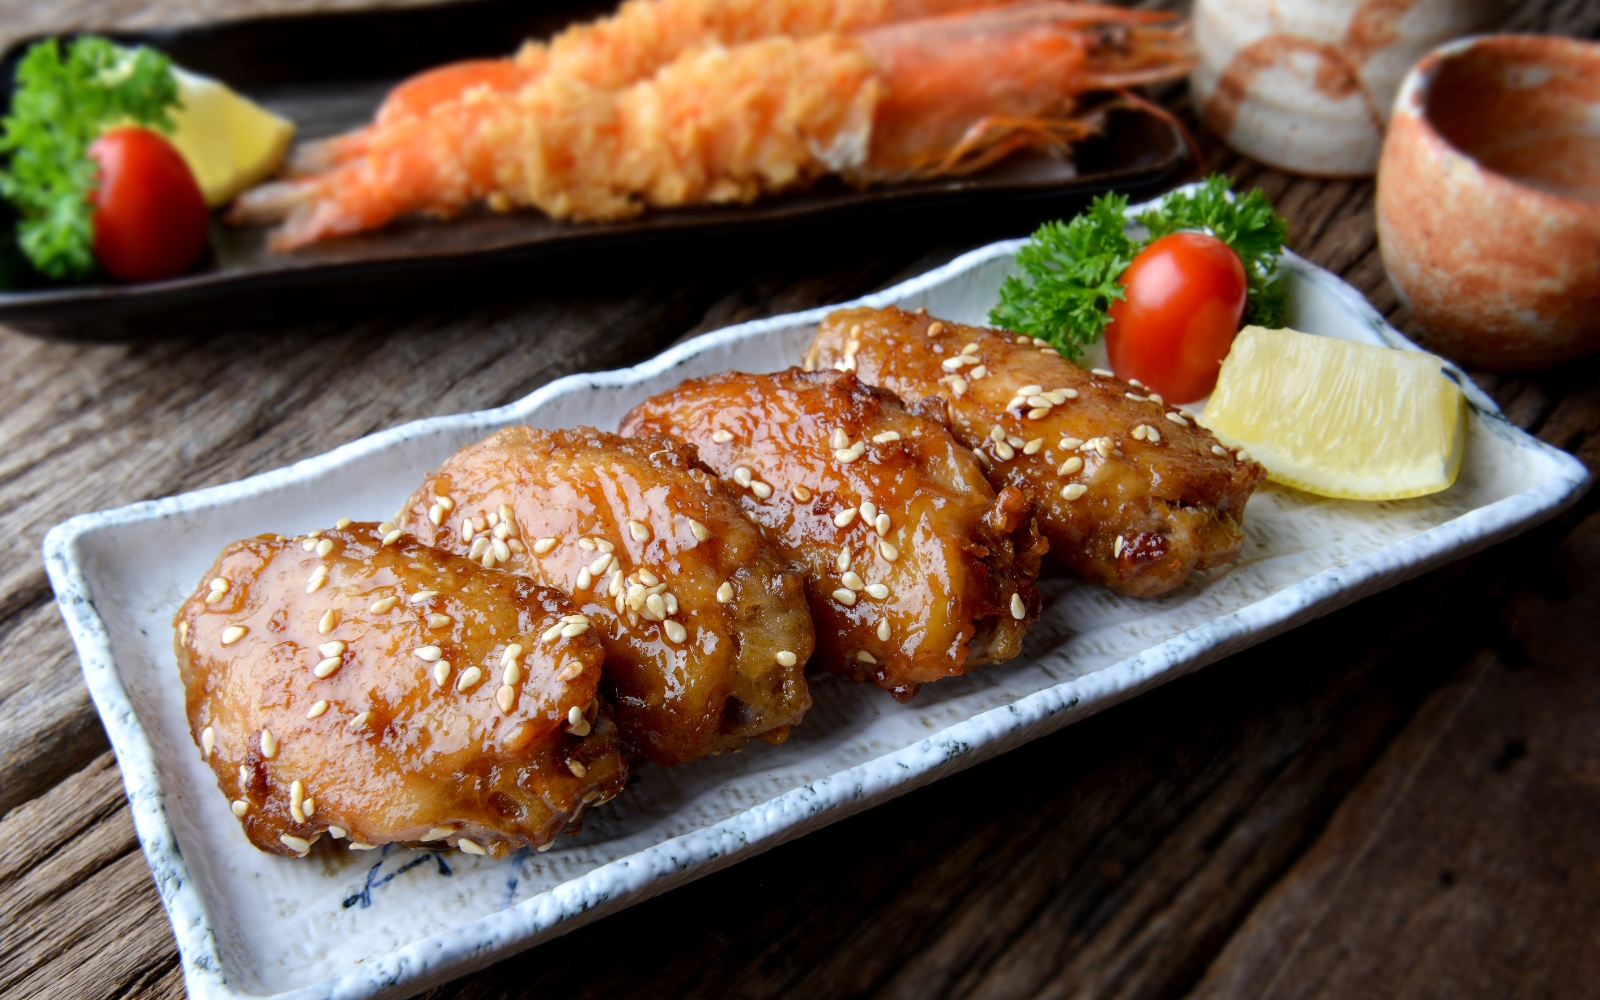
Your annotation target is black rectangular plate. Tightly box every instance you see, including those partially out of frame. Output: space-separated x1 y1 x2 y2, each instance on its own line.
0 0 1191 341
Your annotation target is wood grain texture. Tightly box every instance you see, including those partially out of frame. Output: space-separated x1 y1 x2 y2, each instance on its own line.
0 1 1595 999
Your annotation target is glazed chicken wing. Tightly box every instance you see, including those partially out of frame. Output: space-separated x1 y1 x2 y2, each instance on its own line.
622 368 1045 701
176 522 625 860
396 427 815 764
808 307 1266 597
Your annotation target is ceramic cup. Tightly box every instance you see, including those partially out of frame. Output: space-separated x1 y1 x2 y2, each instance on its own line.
1190 0 1504 177
1378 34 1600 371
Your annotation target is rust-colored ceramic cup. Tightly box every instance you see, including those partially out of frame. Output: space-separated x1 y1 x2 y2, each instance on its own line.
1378 34 1600 371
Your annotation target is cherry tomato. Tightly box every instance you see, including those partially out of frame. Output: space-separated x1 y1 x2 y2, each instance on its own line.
1104 232 1248 404
88 127 209 282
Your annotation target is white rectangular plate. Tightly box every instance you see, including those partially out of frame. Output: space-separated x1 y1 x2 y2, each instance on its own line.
44 192 1588 1000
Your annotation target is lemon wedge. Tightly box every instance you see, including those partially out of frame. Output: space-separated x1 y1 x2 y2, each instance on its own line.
168 68 294 207
1199 325 1465 500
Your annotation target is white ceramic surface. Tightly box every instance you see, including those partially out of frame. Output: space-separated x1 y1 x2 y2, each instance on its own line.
44 194 1588 1000
1190 0 1504 176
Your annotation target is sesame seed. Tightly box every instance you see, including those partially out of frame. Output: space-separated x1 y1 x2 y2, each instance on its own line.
712 429 734 444
994 441 1015 461
568 760 587 778
414 646 443 662
281 834 311 855
646 593 667 618
588 552 613 575
860 500 878 523
875 513 890 536
428 505 445 526
421 826 454 841
1132 425 1147 441
638 568 660 586
306 570 328 594
832 588 858 606
290 780 306 822
835 447 860 463
496 686 515 713
1114 535 1126 558
831 428 850 450
205 589 226 605
866 584 889 599
324 636 352 654
209 577 229 592
790 485 813 503
877 620 892 641
1212 445 1228 457
1062 484 1088 500
716 582 734 603
775 650 800 668
1028 407 1051 420
557 663 583 682
468 537 490 560
1237 449 1252 462
733 467 754 488
456 666 483 692
1058 456 1084 475
927 321 945 337
1150 393 1165 405
488 512 500 528
302 539 317 552
231 800 248 817
533 537 557 555
498 505 516 531
842 571 865 591
1024 438 1043 455
1147 426 1161 443
683 520 710 544
314 657 342 678
751 482 773 500
260 729 278 759
378 521 396 535
503 660 522 686
940 357 965 372
1092 368 1114 377
989 426 1006 443
1167 411 1190 426
492 538 512 562
834 509 858 528
962 343 980 356
1015 334 1029 344
382 529 401 546
951 377 968 397
856 650 878 664
1042 390 1067 405
428 613 453 629
457 837 487 856
872 431 901 444
432 661 450 686
1060 437 1084 450
328 826 346 839
239 765 250 786
970 365 988 380
1128 378 1144 388
318 609 338 634
307 701 328 719
334 517 353 530
561 622 590 638
664 621 687 643
1027 394 1051 408
1007 435 1026 449
409 590 438 605
201 726 215 755
879 540 899 562
837 548 852 572
1010 593 1026 619
1126 392 1147 402
221 625 247 645
437 497 456 512
578 538 596 552
1033 338 1051 348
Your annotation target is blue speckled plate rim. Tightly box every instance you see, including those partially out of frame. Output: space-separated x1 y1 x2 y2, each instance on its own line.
42 195 1591 1000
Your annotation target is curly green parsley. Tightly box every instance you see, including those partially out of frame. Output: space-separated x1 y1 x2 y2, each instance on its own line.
989 175 1289 358
0 36 179 281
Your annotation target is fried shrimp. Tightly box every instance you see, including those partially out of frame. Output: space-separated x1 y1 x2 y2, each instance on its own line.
176 522 625 859
808 307 1266 598
622 368 1045 701
237 2 1192 248
293 0 1062 173
395 427 815 765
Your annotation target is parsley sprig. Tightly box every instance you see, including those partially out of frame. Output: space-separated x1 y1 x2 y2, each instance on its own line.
990 175 1289 358
0 36 179 281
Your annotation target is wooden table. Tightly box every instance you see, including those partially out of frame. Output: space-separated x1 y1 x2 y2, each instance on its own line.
3 2 1599 998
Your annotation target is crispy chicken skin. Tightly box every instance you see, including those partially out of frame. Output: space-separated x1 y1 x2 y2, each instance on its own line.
175 522 625 860
397 427 815 764
808 307 1266 598
621 368 1045 701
